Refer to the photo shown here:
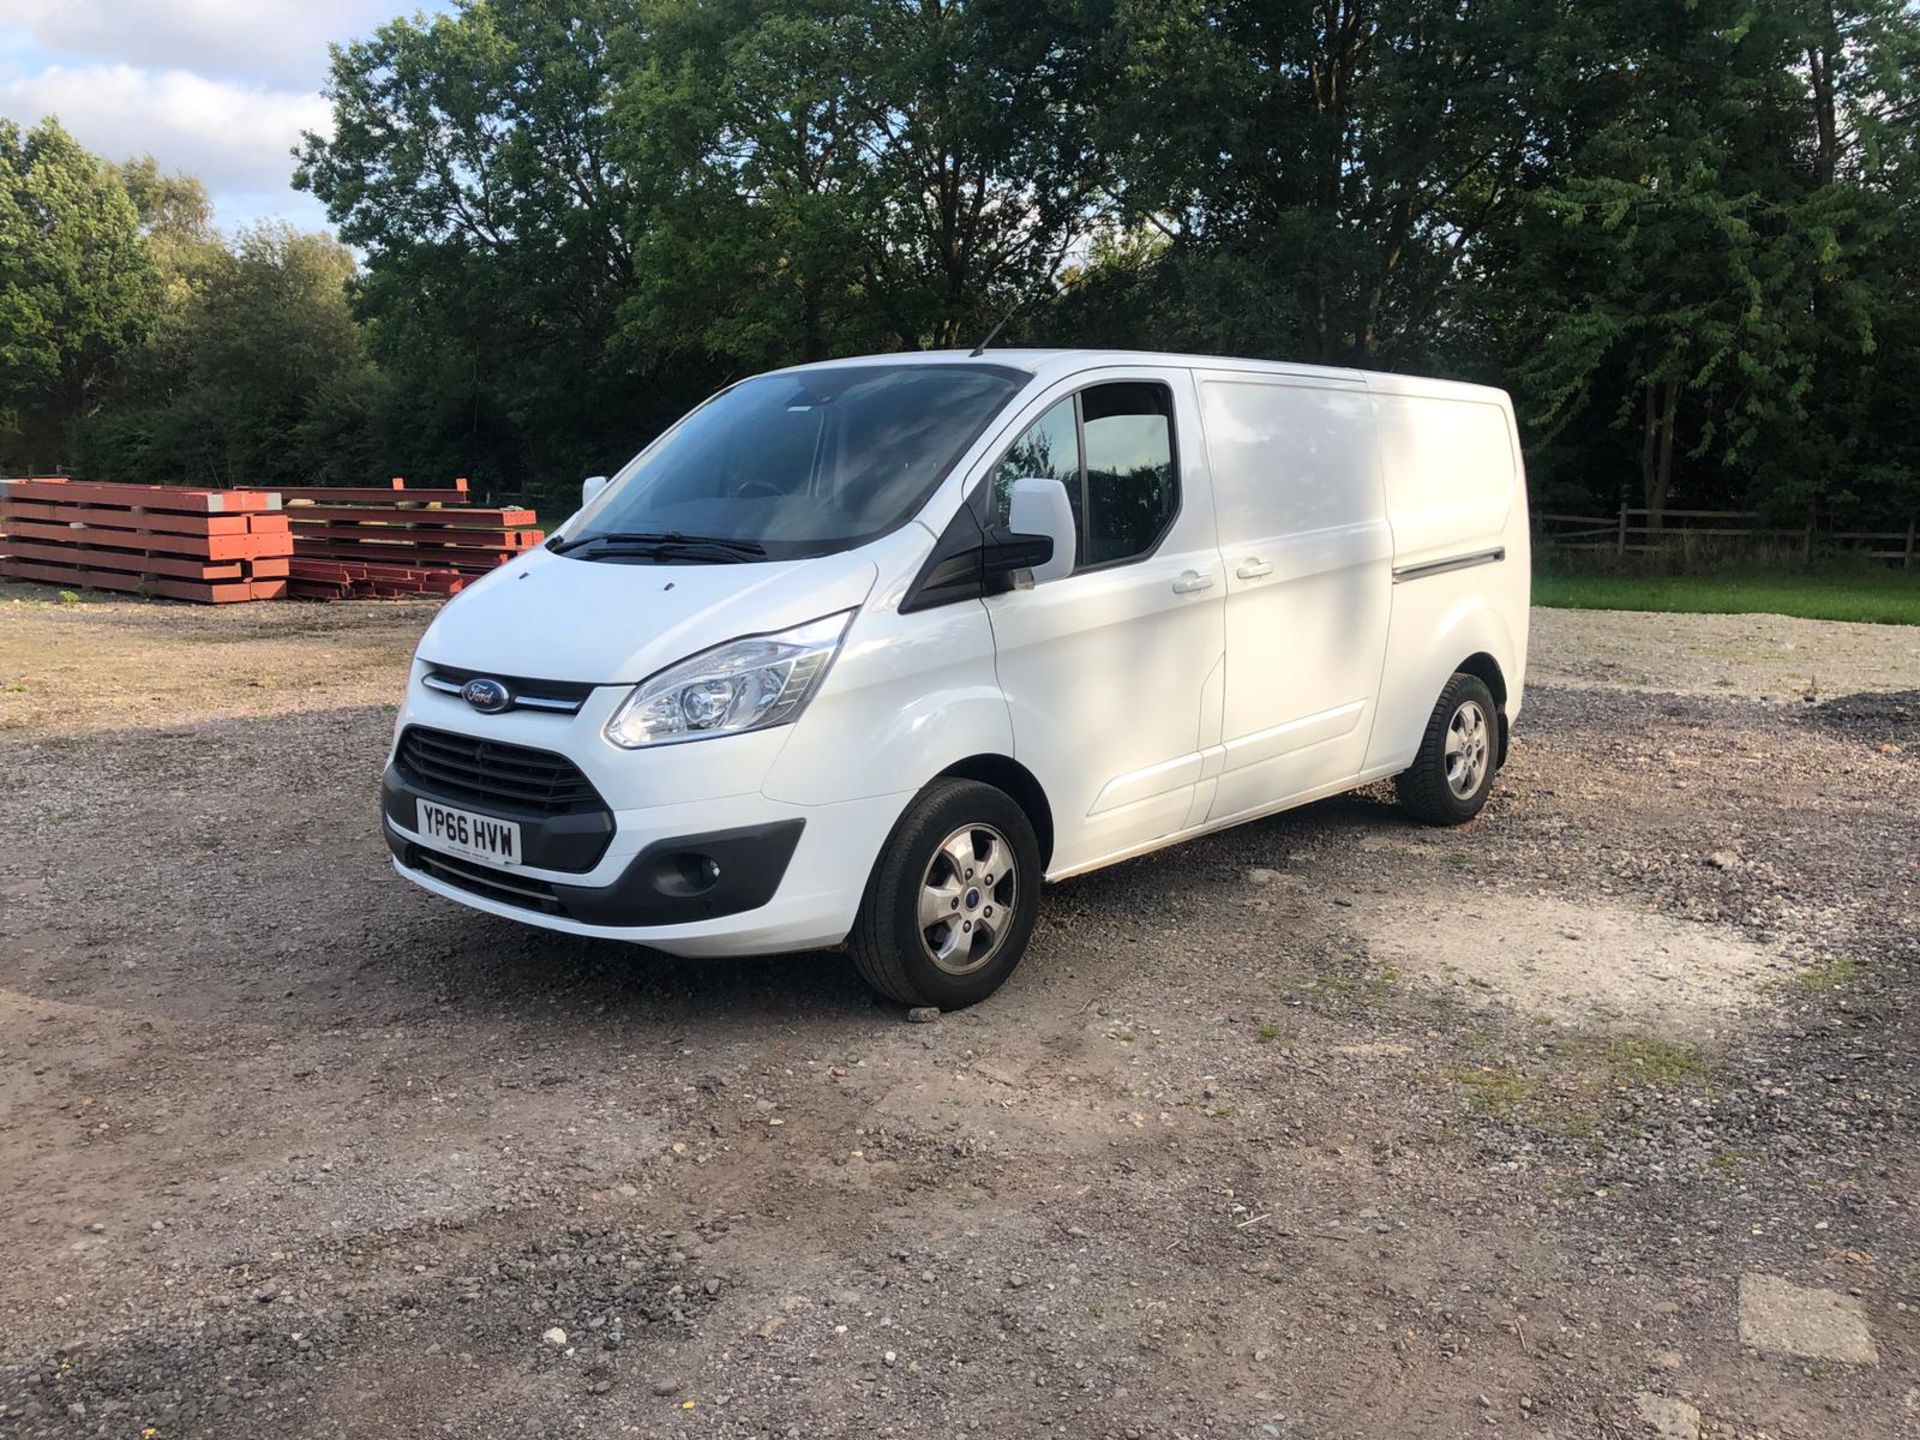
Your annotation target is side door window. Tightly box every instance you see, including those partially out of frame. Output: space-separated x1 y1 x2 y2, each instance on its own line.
1081 382 1177 567
988 382 1179 569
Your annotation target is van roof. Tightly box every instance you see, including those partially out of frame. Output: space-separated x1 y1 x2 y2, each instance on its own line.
766 349 1511 406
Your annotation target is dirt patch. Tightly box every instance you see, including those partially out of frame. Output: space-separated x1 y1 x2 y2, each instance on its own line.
0 583 435 738
1363 893 1791 1039
1738 1275 1880 1366
1 593 1916 1439
1530 605 1920 699
1804 689 1920 756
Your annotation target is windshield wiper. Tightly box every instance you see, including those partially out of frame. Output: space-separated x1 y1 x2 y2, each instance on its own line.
547 530 768 560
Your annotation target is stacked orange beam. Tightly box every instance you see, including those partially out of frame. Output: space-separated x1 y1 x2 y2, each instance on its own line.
283 478 545 600
0 478 291 603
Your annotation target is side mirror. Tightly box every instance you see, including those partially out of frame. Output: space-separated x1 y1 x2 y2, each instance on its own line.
1006 476 1076 583
582 474 610 507
980 528 1053 582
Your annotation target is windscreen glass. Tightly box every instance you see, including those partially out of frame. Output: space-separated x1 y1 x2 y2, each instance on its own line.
568 364 1028 559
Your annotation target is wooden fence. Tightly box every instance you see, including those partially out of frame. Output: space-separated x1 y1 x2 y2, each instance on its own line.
1536 504 1918 567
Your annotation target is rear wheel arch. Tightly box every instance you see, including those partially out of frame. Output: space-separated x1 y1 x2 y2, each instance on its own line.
1453 651 1510 765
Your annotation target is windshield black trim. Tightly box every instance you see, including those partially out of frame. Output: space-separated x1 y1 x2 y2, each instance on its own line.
558 362 1033 564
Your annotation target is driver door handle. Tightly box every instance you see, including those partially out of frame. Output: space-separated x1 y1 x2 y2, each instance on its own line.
1235 558 1274 579
1171 570 1215 594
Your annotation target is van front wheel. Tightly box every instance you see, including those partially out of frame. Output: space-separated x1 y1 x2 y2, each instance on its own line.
848 778 1042 1010
1396 672 1500 826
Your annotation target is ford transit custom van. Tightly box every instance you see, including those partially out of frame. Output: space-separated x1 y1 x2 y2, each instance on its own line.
382 351 1529 1008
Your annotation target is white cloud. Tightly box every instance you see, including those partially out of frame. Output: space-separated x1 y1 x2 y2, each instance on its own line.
0 62 331 197
0 0 399 89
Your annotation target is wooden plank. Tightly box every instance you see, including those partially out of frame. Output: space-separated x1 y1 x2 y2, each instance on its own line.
287 524 540 548
289 559 362 580
1623 527 1805 538
4 479 278 513
283 504 535 527
272 479 470 505
288 543 522 572
288 556 465 599
287 533 529 555
1622 508 1762 520
1 499 255 536
1 519 293 561
2 538 246 580
0 558 257 603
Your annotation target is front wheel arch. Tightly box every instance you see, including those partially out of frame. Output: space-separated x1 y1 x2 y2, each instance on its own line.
932 753 1053 870
848 775 1044 1009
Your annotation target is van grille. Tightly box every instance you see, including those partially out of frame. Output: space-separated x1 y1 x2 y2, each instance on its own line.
395 726 604 816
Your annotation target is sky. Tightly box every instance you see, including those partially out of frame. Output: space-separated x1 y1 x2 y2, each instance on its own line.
0 0 445 233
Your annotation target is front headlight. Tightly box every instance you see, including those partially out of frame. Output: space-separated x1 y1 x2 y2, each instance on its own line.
603 611 853 749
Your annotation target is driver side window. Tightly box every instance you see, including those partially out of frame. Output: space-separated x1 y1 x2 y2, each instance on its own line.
988 383 1178 568
989 397 1080 536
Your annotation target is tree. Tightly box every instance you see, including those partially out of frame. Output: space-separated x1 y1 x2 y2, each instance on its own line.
614 0 894 369
1504 0 1918 523
616 0 1104 367
76 225 380 487
0 118 154 469
1079 0 1573 367
295 0 664 485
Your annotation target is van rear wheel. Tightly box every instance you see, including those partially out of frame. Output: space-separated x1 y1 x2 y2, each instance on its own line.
1396 672 1499 826
848 778 1042 1009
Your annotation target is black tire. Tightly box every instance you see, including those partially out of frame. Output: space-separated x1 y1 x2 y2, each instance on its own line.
1395 672 1500 826
848 778 1043 1009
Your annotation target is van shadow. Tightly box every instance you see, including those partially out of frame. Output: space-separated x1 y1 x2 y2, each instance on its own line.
1045 787 1405 901
406 907 883 1027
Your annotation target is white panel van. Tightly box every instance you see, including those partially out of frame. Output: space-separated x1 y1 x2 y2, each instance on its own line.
382 351 1529 1008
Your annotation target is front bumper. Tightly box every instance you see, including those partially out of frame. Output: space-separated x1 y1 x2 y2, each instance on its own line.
382 770 907 957
382 796 803 927
379 666 907 955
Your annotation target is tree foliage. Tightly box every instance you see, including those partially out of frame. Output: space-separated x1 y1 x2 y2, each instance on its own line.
4 0 1918 527
74 224 380 487
0 119 154 468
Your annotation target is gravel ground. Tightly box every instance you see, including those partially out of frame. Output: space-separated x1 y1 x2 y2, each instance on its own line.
1 585 1916 1439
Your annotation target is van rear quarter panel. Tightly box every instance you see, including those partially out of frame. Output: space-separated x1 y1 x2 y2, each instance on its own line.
1362 382 1530 775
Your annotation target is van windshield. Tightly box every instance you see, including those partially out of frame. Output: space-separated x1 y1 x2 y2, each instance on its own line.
562 363 1029 561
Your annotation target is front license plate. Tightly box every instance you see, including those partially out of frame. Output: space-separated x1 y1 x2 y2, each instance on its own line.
416 799 521 866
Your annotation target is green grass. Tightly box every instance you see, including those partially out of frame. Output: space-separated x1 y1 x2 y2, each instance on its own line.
1795 954 1864 996
1446 1035 1711 1139
1533 571 1920 626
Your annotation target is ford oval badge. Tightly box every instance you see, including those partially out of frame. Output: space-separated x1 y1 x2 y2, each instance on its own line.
460 677 511 714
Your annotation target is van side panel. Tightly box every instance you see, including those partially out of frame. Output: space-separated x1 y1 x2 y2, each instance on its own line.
1369 387 1516 567
1362 386 1530 776
1194 373 1394 820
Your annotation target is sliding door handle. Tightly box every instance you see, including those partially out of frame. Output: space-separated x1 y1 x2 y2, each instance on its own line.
1171 570 1215 594
1235 558 1273 579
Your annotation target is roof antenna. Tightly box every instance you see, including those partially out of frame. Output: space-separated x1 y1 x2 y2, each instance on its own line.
968 315 1011 357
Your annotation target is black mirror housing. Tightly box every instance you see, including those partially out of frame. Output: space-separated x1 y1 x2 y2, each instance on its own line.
980 527 1053 577
900 506 1056 613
